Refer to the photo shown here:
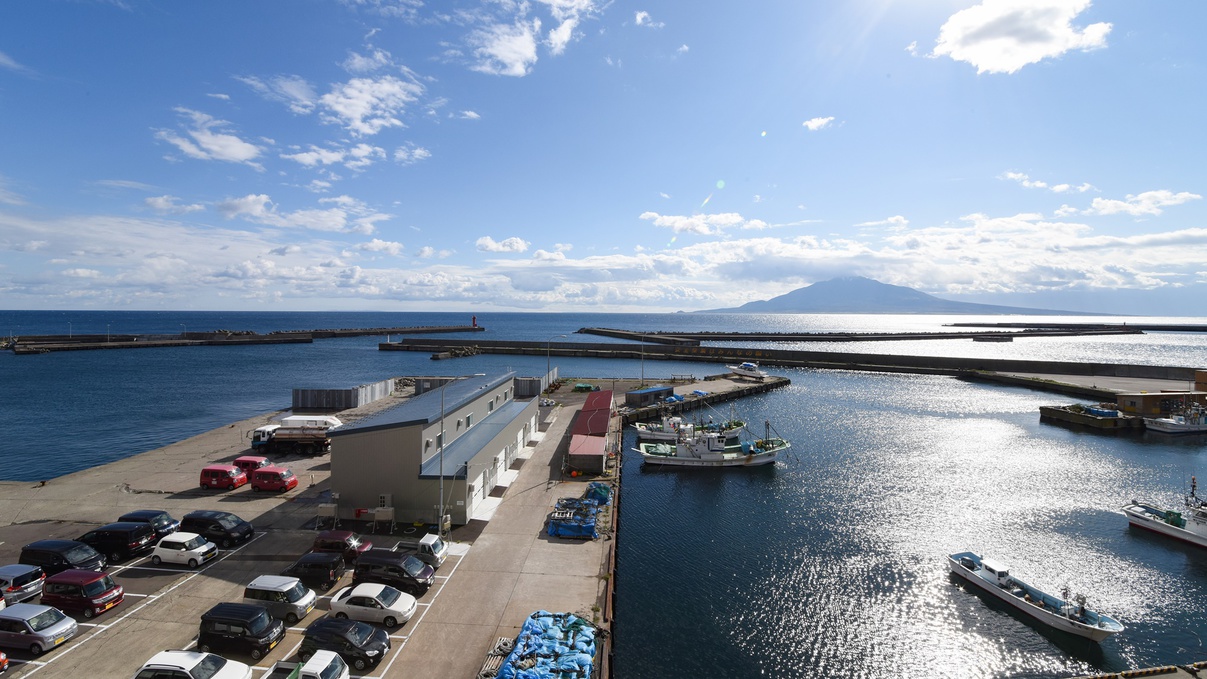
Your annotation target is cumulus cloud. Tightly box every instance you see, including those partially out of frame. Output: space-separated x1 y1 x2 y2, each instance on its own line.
634 11 664 28
469 19 541 77
342 47 394 74
393 143 432 164
856 215 909 228
931 0 1112 75
216 194 390 234
154 108 265 169
476 236 531 252
237 75 319 114
459 110 481 120
146 195 205 214
1002 171 1094 193
1084 190 1201 216
282 143 386 171
639 211 765 235
319 76 424 136
803 116 835 131
358 238 404 255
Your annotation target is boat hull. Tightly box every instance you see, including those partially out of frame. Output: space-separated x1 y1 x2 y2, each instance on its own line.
1144 418 1207 433
947 552 1123 642
1123 502 1207 549
638 449 779 467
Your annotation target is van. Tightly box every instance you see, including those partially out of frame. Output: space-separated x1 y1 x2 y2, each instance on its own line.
233 455 270 474
0 564 45 606
181 510 254 549
281 552 346 591
312 530 372 565
19 540 106 576
299 618 390 672
198 602 285 661
40 569 124 619
351 550 435 596
0 603 79 655
116 509 180 542
250 466 298 493
76 522 156 563
200 464 248 491
242 575 316 625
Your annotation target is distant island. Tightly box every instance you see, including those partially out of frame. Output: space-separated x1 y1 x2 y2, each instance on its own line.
698 276 1097 315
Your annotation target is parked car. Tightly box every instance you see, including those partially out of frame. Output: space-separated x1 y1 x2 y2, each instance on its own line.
19 540 106 576
151 532 217 569
133 649 252 679
0 649 7 673
181 510 254 549
249 465 298 493
281 552 346 591
200 464 247 491
312 530 372 565
0 603 78 655
76 522 156 563
197 602 285 661
233 455 271 475
0 564 45 606
40 569 123 619
328 583 416 629
242 575 316 625
116 509 180 542
352 549 434 596
299 618 390 672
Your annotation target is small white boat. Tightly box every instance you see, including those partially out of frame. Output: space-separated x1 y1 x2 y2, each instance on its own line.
632 415 746 441
1145 405 1207 433
727 361 768 379
1122 477 1207 548
947 552 1124 642
634 421 787 468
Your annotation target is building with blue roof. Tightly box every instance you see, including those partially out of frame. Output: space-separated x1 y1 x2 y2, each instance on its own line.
329 372 538 528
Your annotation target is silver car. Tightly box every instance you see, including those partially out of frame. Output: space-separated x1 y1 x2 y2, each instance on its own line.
0 564 45 605
0 603 79 655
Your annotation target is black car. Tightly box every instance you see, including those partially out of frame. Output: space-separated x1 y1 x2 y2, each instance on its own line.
77 522 156 563
181 510 254 549
300 618 390 672
282 551 346 590
117 510 180 542
351 549 435 596
19 539 106 576
198 602 284 661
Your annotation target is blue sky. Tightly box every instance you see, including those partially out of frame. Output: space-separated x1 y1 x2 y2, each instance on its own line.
1 0 1205 314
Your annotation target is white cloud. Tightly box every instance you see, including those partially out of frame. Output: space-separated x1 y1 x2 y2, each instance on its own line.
358 238 404 255
343 47 394 73
469 19 541 77
319 76 424 136
237 75 318 114
93 179 157 191
0 179 25 206
476 236 531 252
803 116 835 131
146 195 205 214
393 143 432 164
215 193 386 233
547 19 577 55
634 11 664 28
676 44 689 54
639 211 759 235
459 110 481 120
555 243 573 252
1002 171 1095 193
340 0 422 20
207 93 231 101
281 146 348 168
856 215 909 228
62 268 102 278
1085 190 1202 216
931 0 1111 75
0 49 29 74
154 108 265 169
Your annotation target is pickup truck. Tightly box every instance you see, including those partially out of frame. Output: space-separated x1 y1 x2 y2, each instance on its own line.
265 651 349 679
392 532 448 569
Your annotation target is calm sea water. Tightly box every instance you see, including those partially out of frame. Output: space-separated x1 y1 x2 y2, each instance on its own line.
4 310 1207 677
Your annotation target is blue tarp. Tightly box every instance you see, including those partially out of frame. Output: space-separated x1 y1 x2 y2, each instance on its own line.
583 482 612 506
548 499 598 538
496 611 597 679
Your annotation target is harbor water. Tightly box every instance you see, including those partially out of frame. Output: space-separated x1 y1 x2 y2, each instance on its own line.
3 310 1207 677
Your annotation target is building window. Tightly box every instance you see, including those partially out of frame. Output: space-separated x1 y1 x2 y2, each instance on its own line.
466 413 474 428
437 432 443 448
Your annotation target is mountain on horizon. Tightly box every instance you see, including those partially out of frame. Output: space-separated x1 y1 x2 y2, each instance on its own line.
699 276 1094 315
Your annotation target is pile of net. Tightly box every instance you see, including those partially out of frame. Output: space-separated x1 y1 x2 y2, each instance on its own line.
495 611 597 679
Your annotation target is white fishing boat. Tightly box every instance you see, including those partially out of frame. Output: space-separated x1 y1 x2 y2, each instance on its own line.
948 552 1124 642
726 361 768 379
1144 404 1207 434
634 421 787 468
1122 476 1207 548
631 414 746 441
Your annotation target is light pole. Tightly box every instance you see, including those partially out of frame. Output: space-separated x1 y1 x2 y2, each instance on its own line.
546 334 567 382
437 373 485 538
180 323 186 337
106 323 110 343
68 322 71 338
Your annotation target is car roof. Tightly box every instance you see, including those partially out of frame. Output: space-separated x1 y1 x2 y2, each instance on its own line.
248 575 299 591
293 551 343 565
46 568 110 585
257 465 291 473
202 464 240 471
119 509 171 520
305 616 359 634
90 521 148 532
185 510 237 519
316 529 356 540
0 563 42 577
142 649 208 669
234 455 268 462
349 582 388 598
23 539 86 552
202 602 269 622
0 602 56 619
160 531 203 543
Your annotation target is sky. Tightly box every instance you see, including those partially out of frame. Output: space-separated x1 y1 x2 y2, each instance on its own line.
1 0 1205 315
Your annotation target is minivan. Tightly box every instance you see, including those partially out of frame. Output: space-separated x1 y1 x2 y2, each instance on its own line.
0 564 45 606
351 550 434 596
181 510 254 549
200 464 248 491
117 509 180 542
233 455 270 474
249 466 297 493
312 530 372 565
76 522 156 563
281 552 346 591
0 603 79 655
198 602 285 661
299 618 390 672
19 540 106 576
40 569 124 619
242 575 316 625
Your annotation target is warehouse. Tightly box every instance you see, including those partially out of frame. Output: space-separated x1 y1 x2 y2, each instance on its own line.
328 372 539 529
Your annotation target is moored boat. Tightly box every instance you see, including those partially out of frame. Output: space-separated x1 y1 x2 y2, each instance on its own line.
947 552 1124 642
634 421 788 468
726 361 768 379
1144 404 1207 434
1122 477 1207 548
632 414 746 441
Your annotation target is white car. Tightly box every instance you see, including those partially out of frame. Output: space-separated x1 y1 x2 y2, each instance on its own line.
133 650 252 679
150 531 218 569
328 583 416 628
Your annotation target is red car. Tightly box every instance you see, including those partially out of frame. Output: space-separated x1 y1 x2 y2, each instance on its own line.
40 569 124 619
233 455 271 474
250 466 298 492
199 464 247 491
312 530 373 565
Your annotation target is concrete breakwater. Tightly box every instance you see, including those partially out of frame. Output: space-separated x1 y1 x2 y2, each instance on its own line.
577 326 1144 343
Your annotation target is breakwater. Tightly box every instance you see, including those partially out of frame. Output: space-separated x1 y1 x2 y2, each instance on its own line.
578 325 1144 343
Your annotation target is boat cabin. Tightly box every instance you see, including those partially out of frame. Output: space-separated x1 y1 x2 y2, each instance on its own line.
980 558 1012 587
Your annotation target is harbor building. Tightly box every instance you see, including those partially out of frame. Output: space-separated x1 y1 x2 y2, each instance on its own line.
329 372 538 529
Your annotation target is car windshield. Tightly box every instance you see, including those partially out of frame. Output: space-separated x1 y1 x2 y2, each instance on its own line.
83 576 116 597
183 536 208 550
402 555 425 577
286 581 308 602
348 621 374 644
190 654 228 679
151 516 173 529
376 587 400 607
217 516 243 530
64 544 98 562
29 607 66 631
248 610 273 635
280 469 294 479
428 536 446 553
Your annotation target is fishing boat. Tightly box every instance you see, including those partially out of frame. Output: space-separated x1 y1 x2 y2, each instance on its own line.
632 414 746 441
726 361 768 379
948 552 1124 642
1144 404 1207 433
1122 476 1207 548
634 421 788 467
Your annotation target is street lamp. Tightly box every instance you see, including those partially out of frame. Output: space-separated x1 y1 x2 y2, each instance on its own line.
546 334 567 381
106 323 110 343
437 373 486 539
180 323 187 337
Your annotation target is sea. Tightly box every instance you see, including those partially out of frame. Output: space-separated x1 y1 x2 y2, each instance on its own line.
3 309 1207 678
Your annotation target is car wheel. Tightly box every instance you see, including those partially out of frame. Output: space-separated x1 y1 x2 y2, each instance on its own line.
279 485 289 492
252 484 261 492
251 648 263 661
227 483 236 491
200 483 208 490
335 612 348 620
285 613 298 625
199 644 211 653
188 558 199 569
383 616 397 629
83 607 95 619
110 551 122 563
354 658 368 671
299 650 312 662
30 643 43 655
322 580 334 590
151 555 162 565
221 538 233 549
